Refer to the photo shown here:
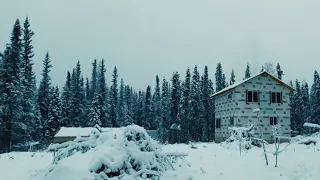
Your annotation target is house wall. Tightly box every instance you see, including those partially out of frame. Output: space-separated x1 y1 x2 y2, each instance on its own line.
215 89 237 143
54 136 76 144
215 74 291 143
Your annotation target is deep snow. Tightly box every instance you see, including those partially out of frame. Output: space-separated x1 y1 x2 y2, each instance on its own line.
1 141 320 180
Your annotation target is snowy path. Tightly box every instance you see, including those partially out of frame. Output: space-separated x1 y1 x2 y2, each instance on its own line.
0 143 320 180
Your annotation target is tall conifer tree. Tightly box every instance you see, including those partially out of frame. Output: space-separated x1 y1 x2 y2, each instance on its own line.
110 66 119 127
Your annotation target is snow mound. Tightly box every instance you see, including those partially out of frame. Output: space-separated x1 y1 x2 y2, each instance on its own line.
40 125 177 180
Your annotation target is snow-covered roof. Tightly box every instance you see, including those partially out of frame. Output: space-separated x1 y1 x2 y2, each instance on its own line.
54 127 96 137
210 71 294 97
54 127 129 138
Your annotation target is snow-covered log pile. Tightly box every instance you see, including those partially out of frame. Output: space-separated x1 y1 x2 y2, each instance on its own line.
45 125 180 180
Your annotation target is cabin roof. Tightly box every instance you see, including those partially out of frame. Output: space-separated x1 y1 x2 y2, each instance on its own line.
210 71 294 98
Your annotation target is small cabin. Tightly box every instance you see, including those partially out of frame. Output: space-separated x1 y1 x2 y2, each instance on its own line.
54 127 159 144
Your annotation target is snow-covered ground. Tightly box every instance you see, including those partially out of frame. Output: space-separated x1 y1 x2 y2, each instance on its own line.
1 142 320 180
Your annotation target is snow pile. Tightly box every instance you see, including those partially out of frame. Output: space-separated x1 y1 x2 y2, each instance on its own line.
42 125 177 180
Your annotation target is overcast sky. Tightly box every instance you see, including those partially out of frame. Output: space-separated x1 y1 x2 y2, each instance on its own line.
1 0 320 90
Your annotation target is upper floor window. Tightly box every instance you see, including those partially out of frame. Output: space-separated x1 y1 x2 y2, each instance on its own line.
216 118 221 129
270 117 278 125
270 92 282 103
227 93 232 100
247 90 259 103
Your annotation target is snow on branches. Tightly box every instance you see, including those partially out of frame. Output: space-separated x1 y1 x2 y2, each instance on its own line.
223 124 256 155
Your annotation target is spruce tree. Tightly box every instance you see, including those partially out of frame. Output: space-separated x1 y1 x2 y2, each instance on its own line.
310 70 320 125
32 98 42 142
0 20 23 151
61 71 72 126
21 17 37 143
110 66 119 127
289 80 297 132
244 62 251 79
45 86 62 144
38 52 53 127
79 76 86 126
276 63 283 80
135 90 144 126
85 77 90 102
90 59 98 101
230 69 236 85
170 72 181 143
87 93 102 126
208 79 215 141
123 85 134 126
177 68 191 143
190 66 202 142
201 66 211 142
222 73 227 88
292 80 304 134
153 75 161 131
215 62 225 92
118 79 125 126
69 61 85 127
142 85 152 129
301 82 310 134
97 59 109 126
159 78 170 143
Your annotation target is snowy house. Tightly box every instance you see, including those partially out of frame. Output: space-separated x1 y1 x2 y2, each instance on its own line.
54 127 96 143
211 71 294 143
54 127 159 143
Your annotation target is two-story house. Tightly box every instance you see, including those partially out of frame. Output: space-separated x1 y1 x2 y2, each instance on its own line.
211 71 294 143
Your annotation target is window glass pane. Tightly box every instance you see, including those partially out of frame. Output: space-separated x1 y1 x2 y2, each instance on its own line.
253 91 258 102
274 117 277 125
270 117 273 125
248 91 253 102
272 92 276 103
277 93 281 103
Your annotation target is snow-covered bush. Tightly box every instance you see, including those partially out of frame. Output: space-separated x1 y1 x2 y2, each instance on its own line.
222 125 256 155
45 125 178 180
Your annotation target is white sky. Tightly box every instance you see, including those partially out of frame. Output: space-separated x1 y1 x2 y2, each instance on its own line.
1 0 320 90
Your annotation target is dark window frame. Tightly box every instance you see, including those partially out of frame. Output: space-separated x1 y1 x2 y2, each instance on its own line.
247 90 259 103
229 116 234 126
271 92 282 103
216 118 221 129
270 117 278 125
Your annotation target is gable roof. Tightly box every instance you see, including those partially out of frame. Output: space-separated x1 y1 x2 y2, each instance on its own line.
210 71 294 97
54 127 121 137
54 127 95 137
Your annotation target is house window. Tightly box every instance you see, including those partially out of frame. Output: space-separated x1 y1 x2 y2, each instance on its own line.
216 118 221 129
229 116 234 126
271 92 282 103
270 117 278 125
247 91 258 103
227 93 232 100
